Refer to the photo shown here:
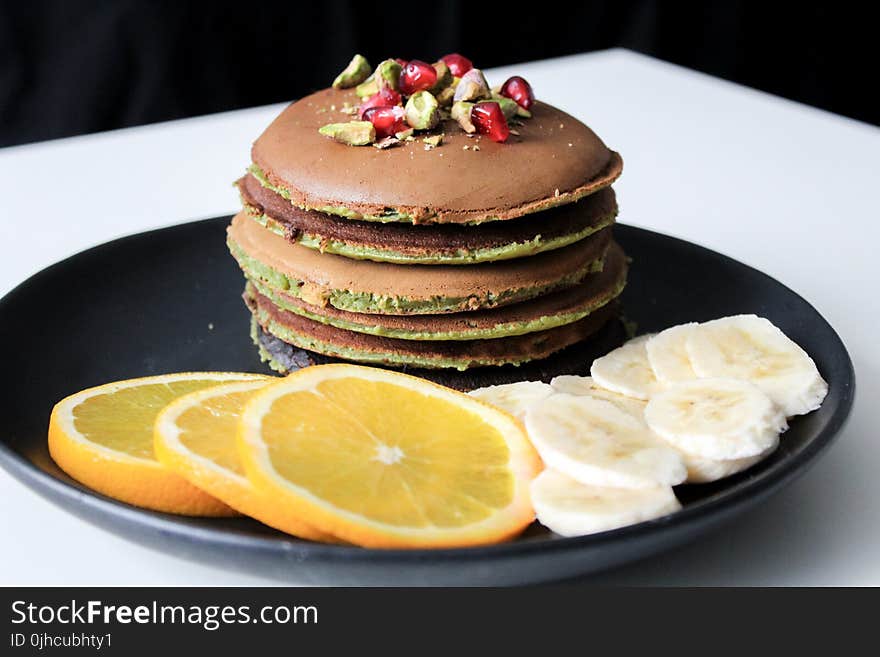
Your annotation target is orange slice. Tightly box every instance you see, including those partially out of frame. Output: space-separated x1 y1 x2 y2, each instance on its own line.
48 372 267 515
237 364 542 548
154 380 334 542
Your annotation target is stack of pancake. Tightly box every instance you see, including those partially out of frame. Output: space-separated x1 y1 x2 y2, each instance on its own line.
228 86 626 389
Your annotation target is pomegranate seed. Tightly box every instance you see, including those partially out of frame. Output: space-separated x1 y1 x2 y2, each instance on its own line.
363 105 408 138
398 60 437 96
471 102 510 142
358 87 402 118
441 53 473 78
500 75 534 110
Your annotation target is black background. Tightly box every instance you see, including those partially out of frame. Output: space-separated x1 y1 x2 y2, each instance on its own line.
0 0 875 147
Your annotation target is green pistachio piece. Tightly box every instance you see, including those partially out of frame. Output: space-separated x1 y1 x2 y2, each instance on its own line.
435 84 456 107
451 101 476 133
318 121 376 146
516 105 532 118
430 61 453 94
355 76 379 98
423 134 443 147
487 96 519 120
394 128 415 140
376 59 402 90
332 54 371 89
357 59 402 97
453 68 490 102
373 136 400 149
404 91 440 130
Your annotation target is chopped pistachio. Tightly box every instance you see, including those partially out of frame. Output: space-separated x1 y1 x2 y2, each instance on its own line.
394 128 415 140
373 136 400 149
423 134 443 147
318 121 376 146
487 96 519 120
356 58 403 97
404 91 440 130
430 61 453 94
377 59 402 90
451 101 476 133
333 54 371 89
435 84 456 107
355 76 378 98
517 106 532 118
454 69 490 102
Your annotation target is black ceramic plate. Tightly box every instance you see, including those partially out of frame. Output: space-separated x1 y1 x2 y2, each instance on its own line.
0 218 854 586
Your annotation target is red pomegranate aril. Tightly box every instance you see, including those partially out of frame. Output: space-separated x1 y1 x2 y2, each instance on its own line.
363 105 408 138
398 60 437 95
500 75 534 110
471 102 510 142
358 87 402 118
441 53 473 78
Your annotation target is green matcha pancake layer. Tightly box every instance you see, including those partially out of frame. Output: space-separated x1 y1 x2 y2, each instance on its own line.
252 314 627 391
244 241 627 341
251 87 622 224
246 288 618 371
227 212 611 315
239 174 617 265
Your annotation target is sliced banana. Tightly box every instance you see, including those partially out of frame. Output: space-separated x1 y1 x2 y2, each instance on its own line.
644 378 786 460
531 469 681 537
468 381 553 421
550 375 648 419
646 323 699 383
524 393 687 489
590 334 663 400
685 314 827 417
678 442 778 483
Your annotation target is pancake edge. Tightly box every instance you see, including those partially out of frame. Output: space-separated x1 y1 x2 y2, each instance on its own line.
248 150 622 225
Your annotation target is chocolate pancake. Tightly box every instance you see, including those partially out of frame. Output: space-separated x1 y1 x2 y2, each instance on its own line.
252 318 627 391
246 288 619 371
227 212 611 315
251 87 623 224
239 174 617 264
245 241 627 341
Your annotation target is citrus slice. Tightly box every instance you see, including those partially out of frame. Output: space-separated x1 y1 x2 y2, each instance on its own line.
238 364 542 548
154 380 334 541
48 372 267 515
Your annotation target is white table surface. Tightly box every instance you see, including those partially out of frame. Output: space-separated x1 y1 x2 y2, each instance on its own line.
0 49 875 586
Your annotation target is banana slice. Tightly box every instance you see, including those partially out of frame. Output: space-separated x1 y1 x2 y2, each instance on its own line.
685 314 827 417
524 393 687 489
646 323 699 383
644 378 786 460
551 375 775 483
469 381 553 421
679 443 778 483
531 469 681 537
550 375 648 419
590 334 663 400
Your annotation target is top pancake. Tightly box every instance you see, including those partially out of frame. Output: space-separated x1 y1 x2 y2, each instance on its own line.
252 87 622 224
